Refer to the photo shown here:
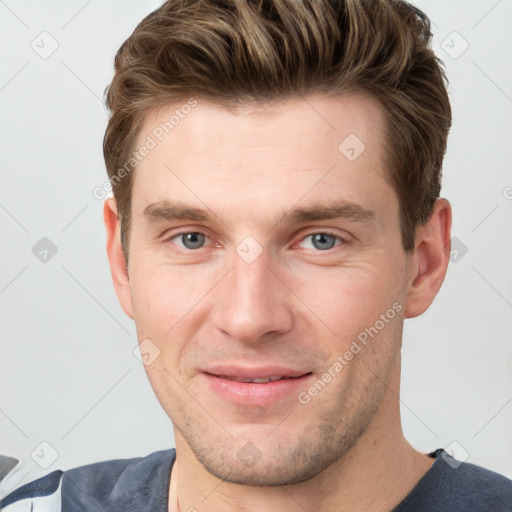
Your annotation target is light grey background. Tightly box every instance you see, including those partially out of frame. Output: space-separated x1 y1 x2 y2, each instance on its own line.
1 0 511 495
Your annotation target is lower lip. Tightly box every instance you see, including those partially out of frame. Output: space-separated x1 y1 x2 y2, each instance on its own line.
202 372 313 407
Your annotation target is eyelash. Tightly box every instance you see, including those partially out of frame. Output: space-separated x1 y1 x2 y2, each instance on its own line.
165 230 347 252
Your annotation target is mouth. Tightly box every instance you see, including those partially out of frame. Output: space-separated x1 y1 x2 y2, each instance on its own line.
201 367 314 406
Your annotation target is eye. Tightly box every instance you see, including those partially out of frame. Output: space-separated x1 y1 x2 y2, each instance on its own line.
299 232 344 251
170 232 208 250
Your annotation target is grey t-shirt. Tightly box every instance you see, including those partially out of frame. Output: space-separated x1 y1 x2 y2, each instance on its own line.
1 448 511 511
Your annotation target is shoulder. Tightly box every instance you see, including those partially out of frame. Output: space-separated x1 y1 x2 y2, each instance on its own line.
395 449 512 512
0 449 176 512
439 449 512 502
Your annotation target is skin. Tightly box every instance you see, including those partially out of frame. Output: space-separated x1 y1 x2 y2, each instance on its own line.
104 93 452 512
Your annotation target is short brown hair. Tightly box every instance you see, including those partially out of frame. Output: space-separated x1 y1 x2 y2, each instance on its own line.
103 0 451 257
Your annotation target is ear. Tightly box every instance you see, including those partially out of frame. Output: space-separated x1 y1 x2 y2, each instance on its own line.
104 198 134 319
404 198 452 319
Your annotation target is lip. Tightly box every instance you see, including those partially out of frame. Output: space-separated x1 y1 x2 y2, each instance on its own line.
202 366 314 407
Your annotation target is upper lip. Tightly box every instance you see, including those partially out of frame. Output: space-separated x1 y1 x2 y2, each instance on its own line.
203 365 311 379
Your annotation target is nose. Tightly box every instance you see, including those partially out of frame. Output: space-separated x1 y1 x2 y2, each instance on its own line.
211 248 294 344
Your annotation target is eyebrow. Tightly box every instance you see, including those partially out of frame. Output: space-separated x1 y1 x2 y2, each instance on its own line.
143 199 376 226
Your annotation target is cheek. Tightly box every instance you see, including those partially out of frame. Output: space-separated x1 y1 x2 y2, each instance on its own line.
292 264 400 340
129 260 207 332
129 259 219 376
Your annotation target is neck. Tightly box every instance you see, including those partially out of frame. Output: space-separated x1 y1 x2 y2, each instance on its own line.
168 363 434 512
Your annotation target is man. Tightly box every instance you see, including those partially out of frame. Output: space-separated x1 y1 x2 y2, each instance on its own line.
2 0 511 511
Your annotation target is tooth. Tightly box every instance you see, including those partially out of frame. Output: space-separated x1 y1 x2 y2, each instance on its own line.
216 375 294 383
241 376 287 383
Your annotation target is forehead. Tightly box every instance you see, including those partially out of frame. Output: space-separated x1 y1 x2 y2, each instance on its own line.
130 93 396 225
139 92 384 157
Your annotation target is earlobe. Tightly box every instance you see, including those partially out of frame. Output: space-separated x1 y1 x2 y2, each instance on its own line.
404 198 452 319
104 198 134 319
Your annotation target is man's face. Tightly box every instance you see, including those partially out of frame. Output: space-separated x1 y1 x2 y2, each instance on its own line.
118 94 414 485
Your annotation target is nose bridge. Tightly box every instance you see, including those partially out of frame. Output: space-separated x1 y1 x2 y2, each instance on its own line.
233 255 266 303
213 246 293 343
